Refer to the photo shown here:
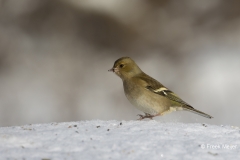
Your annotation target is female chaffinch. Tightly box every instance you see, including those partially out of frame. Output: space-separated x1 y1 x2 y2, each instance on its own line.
109 57 213 120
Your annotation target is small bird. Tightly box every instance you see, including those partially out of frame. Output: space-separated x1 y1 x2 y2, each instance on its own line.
108 57 213 120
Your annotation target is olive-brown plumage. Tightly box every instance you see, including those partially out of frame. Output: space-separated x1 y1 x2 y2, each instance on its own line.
109 57 213 120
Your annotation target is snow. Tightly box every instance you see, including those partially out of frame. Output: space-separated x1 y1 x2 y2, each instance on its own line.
0 120 239 160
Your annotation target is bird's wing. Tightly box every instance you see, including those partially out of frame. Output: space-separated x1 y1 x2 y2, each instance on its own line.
138 74 193 108
146 85 192 107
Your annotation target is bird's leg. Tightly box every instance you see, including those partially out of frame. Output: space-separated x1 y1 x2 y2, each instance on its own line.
137 114 144 120
137 113 154 120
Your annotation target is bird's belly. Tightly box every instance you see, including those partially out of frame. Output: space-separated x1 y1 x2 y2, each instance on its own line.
123 80 171 115
125 92 167 115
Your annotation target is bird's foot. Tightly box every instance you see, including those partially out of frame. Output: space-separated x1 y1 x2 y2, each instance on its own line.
137 113 154 120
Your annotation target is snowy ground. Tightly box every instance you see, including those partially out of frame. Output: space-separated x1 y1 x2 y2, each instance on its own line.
0 120 239 160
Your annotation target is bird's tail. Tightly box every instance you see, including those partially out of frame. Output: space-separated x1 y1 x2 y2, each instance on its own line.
183 106 213 119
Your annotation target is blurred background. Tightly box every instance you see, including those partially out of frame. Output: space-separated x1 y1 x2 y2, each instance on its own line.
0 0 240 127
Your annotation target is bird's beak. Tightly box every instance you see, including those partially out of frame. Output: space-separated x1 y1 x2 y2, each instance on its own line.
108 68 114 72
108 67 118 72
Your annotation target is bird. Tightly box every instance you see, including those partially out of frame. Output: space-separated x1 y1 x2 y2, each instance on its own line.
108 57 213 120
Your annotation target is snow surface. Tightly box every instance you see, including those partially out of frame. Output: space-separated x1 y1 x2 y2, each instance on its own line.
0 120 239 160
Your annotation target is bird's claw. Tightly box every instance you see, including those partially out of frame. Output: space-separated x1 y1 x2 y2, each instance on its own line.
137 114 144 120
137 114 153 120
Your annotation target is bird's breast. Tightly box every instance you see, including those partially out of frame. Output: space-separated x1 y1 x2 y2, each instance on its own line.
123 80 167 115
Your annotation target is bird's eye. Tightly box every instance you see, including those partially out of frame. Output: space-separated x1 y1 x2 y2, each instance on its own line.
119 64 124 68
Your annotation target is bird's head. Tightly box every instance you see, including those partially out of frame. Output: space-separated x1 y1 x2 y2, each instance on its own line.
108 57 142 79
